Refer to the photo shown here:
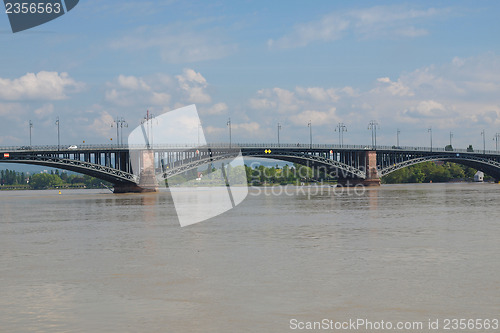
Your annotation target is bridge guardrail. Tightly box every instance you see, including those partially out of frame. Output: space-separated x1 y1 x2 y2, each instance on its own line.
1 143 500 155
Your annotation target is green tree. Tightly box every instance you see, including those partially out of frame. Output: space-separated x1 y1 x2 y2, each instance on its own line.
294 163 313 180
29 173 63 189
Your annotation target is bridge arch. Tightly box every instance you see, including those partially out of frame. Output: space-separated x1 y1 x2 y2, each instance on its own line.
161 149 367 180
379 154 500 181
1 155 137 185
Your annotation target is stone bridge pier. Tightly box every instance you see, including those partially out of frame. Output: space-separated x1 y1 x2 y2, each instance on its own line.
364 150 381 186
114 150 159 193
337 150 381 187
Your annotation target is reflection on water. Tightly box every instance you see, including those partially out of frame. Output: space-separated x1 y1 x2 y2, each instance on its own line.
1 184 500 332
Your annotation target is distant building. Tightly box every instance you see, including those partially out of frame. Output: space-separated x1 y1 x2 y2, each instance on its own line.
474 171 484 182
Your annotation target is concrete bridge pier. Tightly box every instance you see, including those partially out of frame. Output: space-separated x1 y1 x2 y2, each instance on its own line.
114 150 159 193
364 150 381 186
337 150 381 187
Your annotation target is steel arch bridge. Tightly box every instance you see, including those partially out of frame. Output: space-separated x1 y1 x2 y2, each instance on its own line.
161 147 366 180
1 144 500 192
0 146 136 189
377 150 500 180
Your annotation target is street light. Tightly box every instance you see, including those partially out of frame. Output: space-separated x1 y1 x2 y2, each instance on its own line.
307 120 312 148
335 123 347 148
449 131 453 147
494 133 500 152
367 120 379 150
397 128 400 148
112 117 128 146
29 120 33 147
121 118 128 146
140 110 155 149
55 116 60 151
227 117 232 148
428 127 433 152
481 130 486 154
277 122 282 147
119 118 128 146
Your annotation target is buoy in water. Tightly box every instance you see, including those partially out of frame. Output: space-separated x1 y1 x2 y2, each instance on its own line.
59 190 61 195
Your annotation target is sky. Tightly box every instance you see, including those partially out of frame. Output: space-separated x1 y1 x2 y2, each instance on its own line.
1 0 500 150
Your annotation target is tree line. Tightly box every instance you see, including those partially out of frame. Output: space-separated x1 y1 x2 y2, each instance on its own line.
0 162 489 190
244 162 488 184
0 169 109 190
381 162 490 184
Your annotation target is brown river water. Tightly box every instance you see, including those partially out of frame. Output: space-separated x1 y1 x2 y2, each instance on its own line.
1 183 499 332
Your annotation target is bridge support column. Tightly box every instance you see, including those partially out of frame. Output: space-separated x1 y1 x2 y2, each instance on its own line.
114 150 159 193
364 150 381 186
336 151 380 187
136 150 159 192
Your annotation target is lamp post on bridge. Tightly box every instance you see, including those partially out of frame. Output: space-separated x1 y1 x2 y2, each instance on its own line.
428 127 432 152
397 128 400 148
335 123 347 148
227 117 232 148
119 118 128 146
55 116 60 151
494 133 500 152
307 120 312 149
481 130 486 154
29 120 33 147
449 131 453 147
277 122 281 147
112 117 128 147
367 120 379 150
140 110 155 149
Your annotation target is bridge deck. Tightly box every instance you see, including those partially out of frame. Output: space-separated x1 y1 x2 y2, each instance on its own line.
1 143 500 155
1 144 500 190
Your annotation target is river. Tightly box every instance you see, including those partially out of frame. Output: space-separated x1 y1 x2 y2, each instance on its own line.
1 183 499 332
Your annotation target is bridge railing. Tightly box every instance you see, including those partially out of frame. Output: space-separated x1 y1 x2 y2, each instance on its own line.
1 143 500 155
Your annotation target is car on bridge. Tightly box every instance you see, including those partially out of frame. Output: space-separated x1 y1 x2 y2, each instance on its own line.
68 145 78 150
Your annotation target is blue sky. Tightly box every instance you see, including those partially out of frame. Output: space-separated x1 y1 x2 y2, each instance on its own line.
1 0 500 150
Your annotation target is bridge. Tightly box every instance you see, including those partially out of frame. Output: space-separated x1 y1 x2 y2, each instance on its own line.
1 143 500 192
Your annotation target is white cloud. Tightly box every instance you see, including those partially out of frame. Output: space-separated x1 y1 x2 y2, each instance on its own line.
204 122 262 140
249 88 299 114
289 108 339 126
268 15 349 49
176 69 211 104
233 121 260 132
105 74 172 107
201 102 228 115
357 54 500 129
403 100 450 118
204 125 225 136
373 77 414 97
110 25 236 63
269 5 451 49
103 69 226 139
34 104 55 117
150 92 171 105
87 111 115 138
242 54 500 146
117 75 150 91
0 72 84 101
248 86 343 121
295 87 339 102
